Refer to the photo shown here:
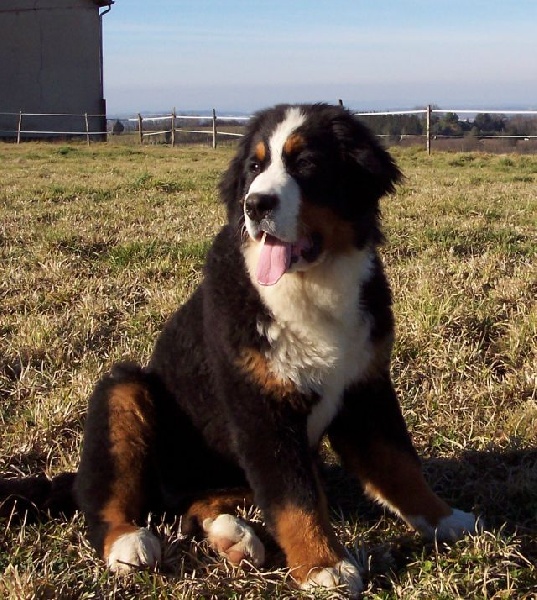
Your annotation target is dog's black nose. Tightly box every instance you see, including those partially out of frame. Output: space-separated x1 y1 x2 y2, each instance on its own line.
244 193 279 222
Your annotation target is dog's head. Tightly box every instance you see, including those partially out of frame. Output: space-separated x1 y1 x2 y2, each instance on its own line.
219 103 401 286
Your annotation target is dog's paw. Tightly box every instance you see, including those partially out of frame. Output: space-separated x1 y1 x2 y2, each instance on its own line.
300 558 363 598
107 527 161 573
203 514 265 567
410 508 480 542
436 509 482 541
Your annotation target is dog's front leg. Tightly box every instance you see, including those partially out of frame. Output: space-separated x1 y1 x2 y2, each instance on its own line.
229 403 363 596
328 375 478 541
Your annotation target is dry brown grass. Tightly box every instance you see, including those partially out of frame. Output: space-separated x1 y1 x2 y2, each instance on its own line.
1 142 536 598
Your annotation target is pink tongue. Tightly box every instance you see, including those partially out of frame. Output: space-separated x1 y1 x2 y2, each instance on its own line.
256 233 292 286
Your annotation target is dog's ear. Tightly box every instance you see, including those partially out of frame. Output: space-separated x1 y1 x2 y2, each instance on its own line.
332 110 403 203
218 135 251 222
219 150 245 207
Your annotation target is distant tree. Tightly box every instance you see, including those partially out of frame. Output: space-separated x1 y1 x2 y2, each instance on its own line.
443 112 459 125
459 119 473 134
400 114 423 136
357 113 423 138
473 113 506 135
432 112 464 137
504 115 537 137
358 110 537 140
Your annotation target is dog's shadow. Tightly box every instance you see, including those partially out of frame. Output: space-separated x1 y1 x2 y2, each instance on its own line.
2 446 535 590
160 445 536 587
321 445 537 583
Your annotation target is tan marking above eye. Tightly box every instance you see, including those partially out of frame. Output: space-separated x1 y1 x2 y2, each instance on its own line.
254 141 266 162
283 133 305 156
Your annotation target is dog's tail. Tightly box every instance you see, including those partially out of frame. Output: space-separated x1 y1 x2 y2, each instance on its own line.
0 471 77 522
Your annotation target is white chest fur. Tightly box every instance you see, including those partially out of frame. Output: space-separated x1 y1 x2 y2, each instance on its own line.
245 246 375 445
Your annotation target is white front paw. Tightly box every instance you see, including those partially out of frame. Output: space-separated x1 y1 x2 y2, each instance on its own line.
409 509 480 542
436 509 481 541
203 514 265 566
301 558 363 597
107 528 161 573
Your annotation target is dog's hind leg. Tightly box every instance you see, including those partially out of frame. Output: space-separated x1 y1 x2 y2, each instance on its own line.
182 489 265 567
75 363 162 573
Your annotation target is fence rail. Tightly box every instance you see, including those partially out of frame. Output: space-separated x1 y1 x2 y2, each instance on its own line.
1 105 537 153
126 109 251 148
0 110 107 145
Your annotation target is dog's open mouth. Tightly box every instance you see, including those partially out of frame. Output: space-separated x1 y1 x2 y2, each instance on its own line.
256 232 323 286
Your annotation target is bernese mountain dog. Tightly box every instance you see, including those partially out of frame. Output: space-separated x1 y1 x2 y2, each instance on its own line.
70 103 477 596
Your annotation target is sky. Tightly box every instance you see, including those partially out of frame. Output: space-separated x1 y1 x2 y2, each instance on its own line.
101 0 537 116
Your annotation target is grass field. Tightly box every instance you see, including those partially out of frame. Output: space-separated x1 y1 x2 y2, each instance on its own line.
1 142 536 599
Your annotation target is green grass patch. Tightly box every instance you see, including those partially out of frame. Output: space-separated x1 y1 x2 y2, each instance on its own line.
106 239 211 268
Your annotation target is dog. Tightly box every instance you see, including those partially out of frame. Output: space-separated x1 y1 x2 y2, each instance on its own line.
6 103 478 597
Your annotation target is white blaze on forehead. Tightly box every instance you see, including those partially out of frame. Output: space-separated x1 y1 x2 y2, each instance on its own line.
266 106 306 165
245 107 306 242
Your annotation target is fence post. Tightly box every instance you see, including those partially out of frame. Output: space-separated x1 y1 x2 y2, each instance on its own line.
85 113 90 146
171 107 176 147
138 113 143 144
426 105 432 155
212 108 217 149
17 110 22 144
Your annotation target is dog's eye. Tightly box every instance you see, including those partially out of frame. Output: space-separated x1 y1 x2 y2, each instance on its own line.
293 155 316 173
296 157 313 169
248 160 261 174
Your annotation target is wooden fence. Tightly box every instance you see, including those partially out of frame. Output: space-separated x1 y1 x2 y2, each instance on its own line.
2 106 537 153
0 110 106 145
122 106 537 154
356 106 537 154
131 109 249 148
